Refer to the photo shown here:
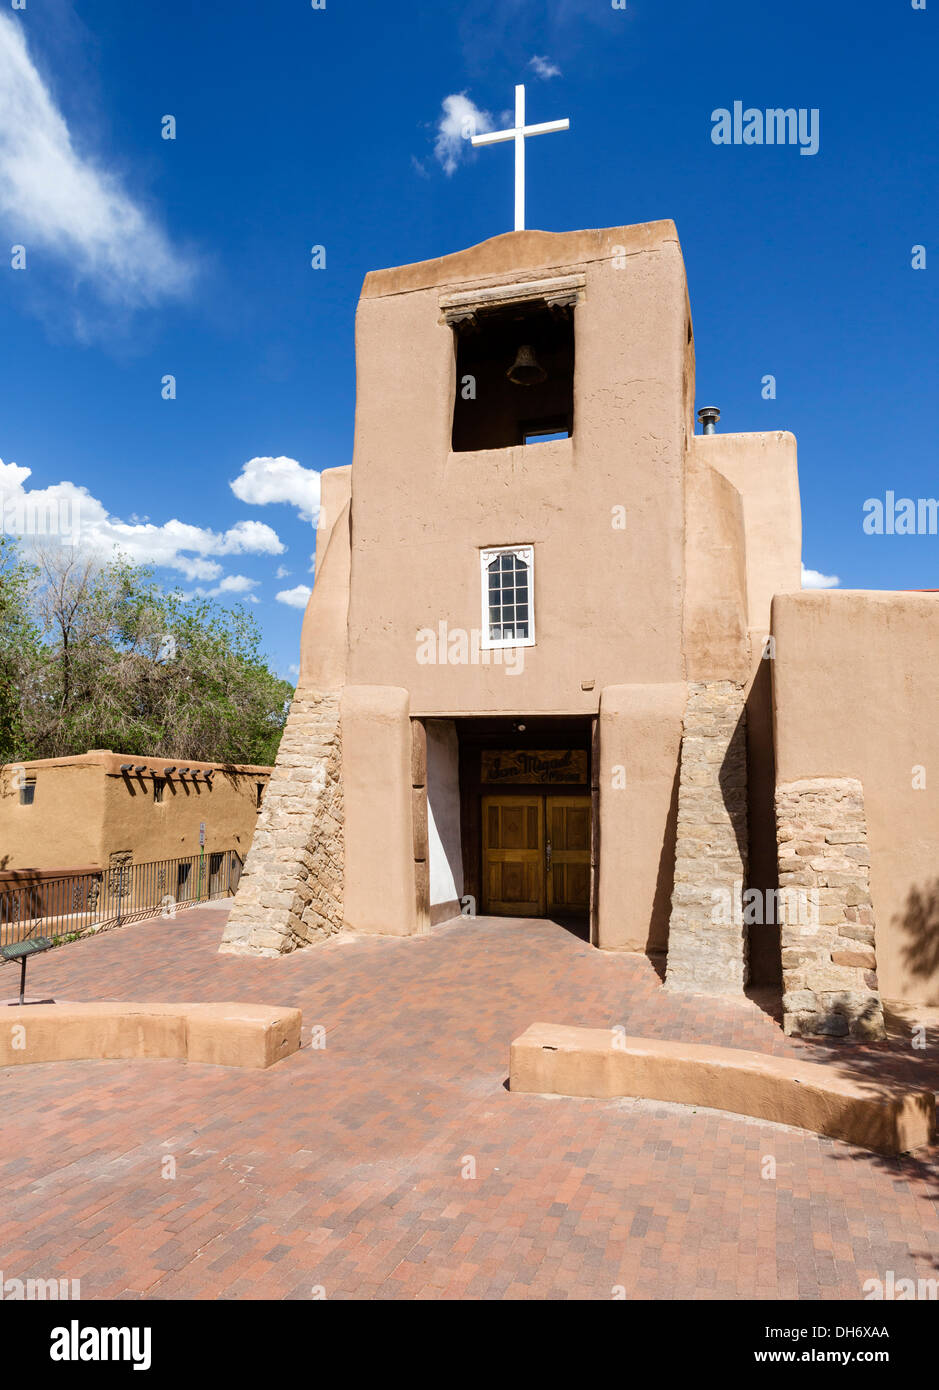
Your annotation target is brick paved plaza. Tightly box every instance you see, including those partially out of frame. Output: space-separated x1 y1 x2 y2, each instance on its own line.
2 905 937 1300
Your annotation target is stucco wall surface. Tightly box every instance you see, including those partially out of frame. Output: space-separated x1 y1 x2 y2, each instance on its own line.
347 223 691 716
772 590 939 1004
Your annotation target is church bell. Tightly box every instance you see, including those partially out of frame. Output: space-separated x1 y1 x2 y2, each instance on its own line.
506 343 547 386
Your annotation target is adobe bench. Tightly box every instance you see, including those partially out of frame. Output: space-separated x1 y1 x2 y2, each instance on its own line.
0 1001 302 1070
510 1022 936 1156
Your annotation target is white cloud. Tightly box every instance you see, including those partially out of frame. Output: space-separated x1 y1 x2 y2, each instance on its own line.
180 574 260 602
276 584 312 610
188 574 258 598
221 519 285 555
0 15 195 307
434 94 493 176
529 55 561 79
802 563 840 589
0 458 283 582
275 565 291 579
0 459 30 489
218 574 256 593
230 456 321 524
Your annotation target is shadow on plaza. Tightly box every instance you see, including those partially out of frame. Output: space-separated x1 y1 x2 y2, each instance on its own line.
740 847 939 1208
811 883 939 1214
791 1012 939 1217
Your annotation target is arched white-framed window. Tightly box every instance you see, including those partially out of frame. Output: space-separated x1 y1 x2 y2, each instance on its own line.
480 545 535 650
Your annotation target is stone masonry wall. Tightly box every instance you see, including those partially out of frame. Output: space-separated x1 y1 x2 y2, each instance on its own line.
219 688 343 957
665 681 749 995
776 777 885 1040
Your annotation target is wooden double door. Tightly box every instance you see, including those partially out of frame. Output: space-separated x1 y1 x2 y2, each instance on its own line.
481 794 591 917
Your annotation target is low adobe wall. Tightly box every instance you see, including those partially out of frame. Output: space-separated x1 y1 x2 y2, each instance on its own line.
772 591 939 1005
0 1002 301 1070
0 867 101 938
0 866 101 885
510 1022 934 1156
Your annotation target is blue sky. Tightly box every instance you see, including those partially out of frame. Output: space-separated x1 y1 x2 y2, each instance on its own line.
0 0 936 678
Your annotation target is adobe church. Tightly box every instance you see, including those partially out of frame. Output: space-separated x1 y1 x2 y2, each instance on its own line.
220 218 939 1043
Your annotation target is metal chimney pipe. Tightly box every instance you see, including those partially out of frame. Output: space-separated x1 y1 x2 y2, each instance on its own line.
697 406 720 435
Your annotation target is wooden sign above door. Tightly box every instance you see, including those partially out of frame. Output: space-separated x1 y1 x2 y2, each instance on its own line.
481 749 587 785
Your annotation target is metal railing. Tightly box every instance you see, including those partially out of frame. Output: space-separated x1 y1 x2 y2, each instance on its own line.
0 850 242 948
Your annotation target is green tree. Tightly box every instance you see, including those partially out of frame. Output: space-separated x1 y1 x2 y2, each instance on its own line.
14 546 293 765
0 537 40 762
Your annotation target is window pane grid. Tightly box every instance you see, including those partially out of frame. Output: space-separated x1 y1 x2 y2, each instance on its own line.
485 552 530 642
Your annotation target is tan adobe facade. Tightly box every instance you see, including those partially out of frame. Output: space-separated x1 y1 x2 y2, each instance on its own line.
220 220 939 1036
0 750 271 871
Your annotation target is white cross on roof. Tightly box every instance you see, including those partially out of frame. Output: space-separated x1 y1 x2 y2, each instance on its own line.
471 84 570 232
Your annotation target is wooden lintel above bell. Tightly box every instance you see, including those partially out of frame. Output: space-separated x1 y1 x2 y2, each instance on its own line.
443 307 479 332
545 293 577 319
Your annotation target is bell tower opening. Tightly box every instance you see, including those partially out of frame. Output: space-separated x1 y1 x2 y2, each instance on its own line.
451 299 574 453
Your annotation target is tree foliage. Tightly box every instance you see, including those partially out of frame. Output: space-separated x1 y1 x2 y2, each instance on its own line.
0 542 293 766
0 536 40 762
